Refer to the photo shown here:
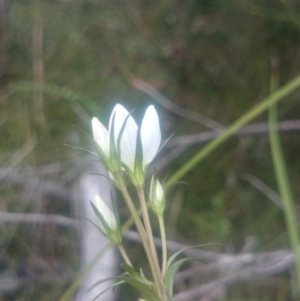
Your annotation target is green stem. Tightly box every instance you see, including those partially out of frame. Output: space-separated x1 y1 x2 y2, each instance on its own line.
158 214 167 276
137 187 166 301
114 173 164 299
114 173 146 242
268 72 300 294
118 244 133 267
166 73 300 185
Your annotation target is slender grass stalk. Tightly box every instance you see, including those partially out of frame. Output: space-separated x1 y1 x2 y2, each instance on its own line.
137 187 167 301
158 214 167 276
58 242 113 301
268 71 300 293
166 73 300 185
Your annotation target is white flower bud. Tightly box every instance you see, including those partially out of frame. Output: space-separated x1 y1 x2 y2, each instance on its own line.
149 176 165 216
92 195 122 244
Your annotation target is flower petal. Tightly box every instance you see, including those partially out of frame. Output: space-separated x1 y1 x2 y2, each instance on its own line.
109 104 126 143
109 104 138 171
140 106 161 169
91 117 110 157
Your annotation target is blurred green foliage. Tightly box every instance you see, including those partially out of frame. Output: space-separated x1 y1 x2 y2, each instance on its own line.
1 0 300 300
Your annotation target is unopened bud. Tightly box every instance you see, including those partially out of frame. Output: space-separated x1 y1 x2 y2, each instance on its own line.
91 195 122 244
149 176 165 216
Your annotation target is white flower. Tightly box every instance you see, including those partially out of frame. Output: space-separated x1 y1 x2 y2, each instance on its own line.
91 117 110 158
140 106 161 170
92 103 134 172
109 104 138 171
92 195 122 244
114 105 161 173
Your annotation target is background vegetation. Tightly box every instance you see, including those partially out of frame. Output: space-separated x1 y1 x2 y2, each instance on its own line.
1 0 300 300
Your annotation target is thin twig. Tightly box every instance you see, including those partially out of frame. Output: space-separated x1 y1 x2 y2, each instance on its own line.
0 212 81 228
131 78 224 131
0 168 70 201
242 173 300 224
173 252 293 301
242 173 282 208
167 119 300 148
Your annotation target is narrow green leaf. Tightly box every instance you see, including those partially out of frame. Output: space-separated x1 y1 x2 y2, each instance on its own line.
64 144 98 156
118 276 161 301
84 215 105 237
88 276 119 291
269 105 300 289
164 258 192 299
121 263 140 277
166 244 207 270
74 125 107 164
121 264 153 286
109 112 118 164
91 281 124 301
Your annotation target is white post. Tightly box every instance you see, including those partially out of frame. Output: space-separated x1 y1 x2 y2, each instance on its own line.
75 160 118 301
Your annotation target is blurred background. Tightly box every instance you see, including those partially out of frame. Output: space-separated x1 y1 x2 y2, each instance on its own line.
1 0 300 300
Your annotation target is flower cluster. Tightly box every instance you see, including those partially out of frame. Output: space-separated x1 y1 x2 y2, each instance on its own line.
87 103 172 301
92 104 161 186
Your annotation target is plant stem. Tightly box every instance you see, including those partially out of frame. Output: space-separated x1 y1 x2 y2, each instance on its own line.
158 214 167 276
118 244 133 267
269 104 300 289
137 187 166 301
114 173 164 299
268 69 300 294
